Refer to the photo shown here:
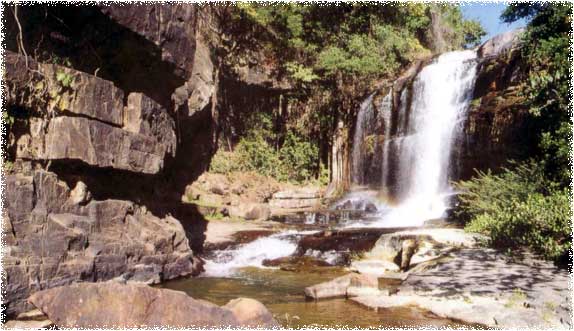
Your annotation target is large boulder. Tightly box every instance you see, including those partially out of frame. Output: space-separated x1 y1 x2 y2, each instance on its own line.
224 298 279 328
28 282 239 328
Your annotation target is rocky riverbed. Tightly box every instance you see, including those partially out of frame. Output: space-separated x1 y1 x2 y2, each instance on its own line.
305 227 572 329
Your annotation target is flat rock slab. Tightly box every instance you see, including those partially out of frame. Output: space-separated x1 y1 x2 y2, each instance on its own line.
402 248 570 308
355 247 571 328
351 294 551 328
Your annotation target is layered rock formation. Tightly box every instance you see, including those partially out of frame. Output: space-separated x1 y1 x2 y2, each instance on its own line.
2 4 212 318
3 170 202 316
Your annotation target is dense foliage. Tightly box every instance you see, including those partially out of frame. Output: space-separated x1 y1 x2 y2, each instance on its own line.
457 3 572 266
235 3 484 84
216 3 484 185
457 164 570 263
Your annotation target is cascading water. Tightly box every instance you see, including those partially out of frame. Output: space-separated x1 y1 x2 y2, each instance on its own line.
351 50 479 227
351 93 375 185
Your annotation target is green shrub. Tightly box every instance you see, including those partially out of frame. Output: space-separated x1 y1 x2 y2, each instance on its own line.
234 134 288 181
456 163 570 263
279 131 318 182
209 129 322 184
209 151 242 174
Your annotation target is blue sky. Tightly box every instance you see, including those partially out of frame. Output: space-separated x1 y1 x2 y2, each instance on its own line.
460 3 529 42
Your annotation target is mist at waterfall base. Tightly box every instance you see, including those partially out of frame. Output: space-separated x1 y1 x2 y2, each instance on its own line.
349 50 478 228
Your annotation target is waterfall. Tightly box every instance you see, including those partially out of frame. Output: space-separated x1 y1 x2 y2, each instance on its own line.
351 50 478 227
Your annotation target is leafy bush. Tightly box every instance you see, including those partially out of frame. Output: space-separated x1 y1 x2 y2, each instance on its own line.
279 131 319 182
209 128 320 184
234 134 287 181
209 151 243 174
456 163 570 264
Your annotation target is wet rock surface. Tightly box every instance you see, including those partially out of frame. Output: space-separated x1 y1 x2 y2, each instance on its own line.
295 228 414 257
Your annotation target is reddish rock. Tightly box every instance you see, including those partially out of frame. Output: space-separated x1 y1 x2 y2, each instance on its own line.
29 282 239 328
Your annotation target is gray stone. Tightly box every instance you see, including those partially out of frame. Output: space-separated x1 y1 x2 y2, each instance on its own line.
99 5 197 77
478 28 524 59
123 93 176 158
183 36 215 115
44 116 165 174
40 63 124 125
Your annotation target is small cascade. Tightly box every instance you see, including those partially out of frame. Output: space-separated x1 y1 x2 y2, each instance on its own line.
351 93 375 185
350 50 479 227
203 231 312 277
351 91 393 187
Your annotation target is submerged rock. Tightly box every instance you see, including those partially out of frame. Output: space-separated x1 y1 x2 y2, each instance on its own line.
262 255 333 272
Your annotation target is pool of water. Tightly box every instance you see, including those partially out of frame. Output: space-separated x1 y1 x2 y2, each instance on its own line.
162 267 467 328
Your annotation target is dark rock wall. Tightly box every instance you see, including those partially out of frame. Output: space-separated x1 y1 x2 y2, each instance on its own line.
451 29 535 181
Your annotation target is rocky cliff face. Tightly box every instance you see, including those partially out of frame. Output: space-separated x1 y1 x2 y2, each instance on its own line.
2 4 291 317
452 29 533 180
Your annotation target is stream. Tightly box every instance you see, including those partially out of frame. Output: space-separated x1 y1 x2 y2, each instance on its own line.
162 207 466 328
